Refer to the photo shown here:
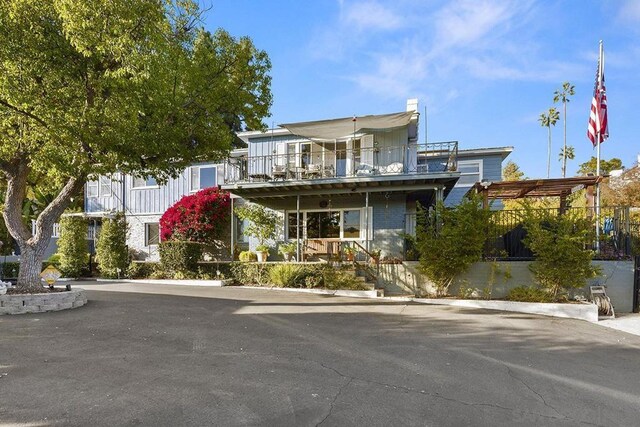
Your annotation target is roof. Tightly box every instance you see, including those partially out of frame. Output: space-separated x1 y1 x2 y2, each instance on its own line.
458 146 513 160
471 176 602 200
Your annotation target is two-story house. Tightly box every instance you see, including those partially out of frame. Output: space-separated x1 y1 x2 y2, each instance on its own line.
81 99 511 262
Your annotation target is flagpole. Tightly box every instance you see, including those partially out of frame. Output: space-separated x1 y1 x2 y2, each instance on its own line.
595 40 603 253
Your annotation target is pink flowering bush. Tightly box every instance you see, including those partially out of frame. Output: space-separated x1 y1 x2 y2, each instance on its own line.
160 188 230 243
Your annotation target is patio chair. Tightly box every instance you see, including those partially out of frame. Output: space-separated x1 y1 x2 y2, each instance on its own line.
305 163 322 178
272 164 287 180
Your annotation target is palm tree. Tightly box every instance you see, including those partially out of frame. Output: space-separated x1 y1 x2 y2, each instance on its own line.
539 107 560 179
558 145 575 166
553 82 575 178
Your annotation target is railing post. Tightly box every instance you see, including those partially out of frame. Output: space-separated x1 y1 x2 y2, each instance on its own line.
633 255 640 313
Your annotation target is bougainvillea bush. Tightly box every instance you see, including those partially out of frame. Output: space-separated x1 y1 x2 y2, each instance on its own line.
160 188 230 243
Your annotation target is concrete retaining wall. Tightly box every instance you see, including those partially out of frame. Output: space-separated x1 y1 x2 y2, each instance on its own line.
0 289 87 315
380 260 635 313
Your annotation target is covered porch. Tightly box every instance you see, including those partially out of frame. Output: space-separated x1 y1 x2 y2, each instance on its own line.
226 174 459 262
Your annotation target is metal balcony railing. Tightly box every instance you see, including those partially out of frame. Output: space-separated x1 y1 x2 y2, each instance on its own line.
224 141 458 184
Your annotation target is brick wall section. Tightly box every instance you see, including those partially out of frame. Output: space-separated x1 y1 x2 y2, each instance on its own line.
0 289 87 315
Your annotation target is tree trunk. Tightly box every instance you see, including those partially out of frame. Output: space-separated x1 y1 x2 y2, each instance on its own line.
16 245 45 292
1 158 85 291
547 127 551 179
562 102 567 178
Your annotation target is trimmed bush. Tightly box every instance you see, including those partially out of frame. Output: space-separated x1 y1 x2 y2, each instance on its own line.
127 262 161 279
239 250 257 262
229 262 370 291
96 213 129 278
506 286 556 303
159 241 202 273
58 216 89 278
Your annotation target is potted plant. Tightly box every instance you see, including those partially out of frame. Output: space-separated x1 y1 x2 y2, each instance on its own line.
343 246 357 262
279 242 297 262
369 249 381 264
255 244 270 263
235 204 282 264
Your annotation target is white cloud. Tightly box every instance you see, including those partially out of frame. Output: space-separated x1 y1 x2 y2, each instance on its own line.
340 0 403 31
618 0 640 23
434 0 527 49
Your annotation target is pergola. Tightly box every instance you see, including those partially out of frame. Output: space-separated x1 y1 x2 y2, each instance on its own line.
471 176 603 210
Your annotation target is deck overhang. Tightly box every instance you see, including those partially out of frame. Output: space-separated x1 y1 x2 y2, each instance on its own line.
221 172 460 201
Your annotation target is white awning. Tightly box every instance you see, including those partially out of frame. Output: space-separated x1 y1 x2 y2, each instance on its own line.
280 111 414 141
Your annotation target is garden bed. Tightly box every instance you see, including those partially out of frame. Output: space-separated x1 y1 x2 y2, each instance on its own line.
0 288 87 315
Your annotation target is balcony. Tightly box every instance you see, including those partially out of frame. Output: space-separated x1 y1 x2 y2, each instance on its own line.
224 141 458 184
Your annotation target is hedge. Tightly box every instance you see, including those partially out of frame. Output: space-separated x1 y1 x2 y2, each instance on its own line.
159 241 202 273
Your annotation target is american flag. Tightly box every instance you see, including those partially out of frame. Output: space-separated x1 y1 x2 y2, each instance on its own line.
587 53 608 146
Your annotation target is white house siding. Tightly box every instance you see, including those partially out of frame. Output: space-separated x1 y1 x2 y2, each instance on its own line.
127 214 162 261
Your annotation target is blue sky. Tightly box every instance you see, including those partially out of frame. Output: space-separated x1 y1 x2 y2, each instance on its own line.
204 0 640 178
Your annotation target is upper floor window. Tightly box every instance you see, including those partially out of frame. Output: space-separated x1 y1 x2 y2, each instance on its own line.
99 176 112 197
455 160 482 186
87 180 99 198
190 166 217 191
132 176 157 189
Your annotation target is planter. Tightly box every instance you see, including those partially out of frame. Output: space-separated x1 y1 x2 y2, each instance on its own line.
256 251 269 263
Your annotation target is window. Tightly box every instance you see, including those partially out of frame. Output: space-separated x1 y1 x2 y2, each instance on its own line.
456 160 482 186
190 166 217 191
132 176 157 188
306 211 340 239
99 176 112 197
87 180 99 198
287 212 303 239
145 223 160 246
342 210 361 238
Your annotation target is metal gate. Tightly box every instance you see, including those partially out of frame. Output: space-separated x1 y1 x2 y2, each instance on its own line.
633 255 640 314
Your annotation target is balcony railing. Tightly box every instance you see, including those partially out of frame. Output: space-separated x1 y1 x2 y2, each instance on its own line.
224 141 458 184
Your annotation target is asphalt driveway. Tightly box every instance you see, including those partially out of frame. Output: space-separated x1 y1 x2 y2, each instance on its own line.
1 282 639 426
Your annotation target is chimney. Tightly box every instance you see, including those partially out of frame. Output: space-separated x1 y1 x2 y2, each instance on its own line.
406 98 419 142
406 98 418 112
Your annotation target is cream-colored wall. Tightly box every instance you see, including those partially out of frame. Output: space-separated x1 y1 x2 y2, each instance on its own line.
379 260 635 312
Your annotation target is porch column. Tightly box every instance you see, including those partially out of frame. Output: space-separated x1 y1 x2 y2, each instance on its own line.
435 186 444 205
365 191 370 252
296 195 301 262
230 197 235 260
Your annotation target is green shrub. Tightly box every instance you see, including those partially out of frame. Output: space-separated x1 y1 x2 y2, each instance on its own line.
506 286 556 303
127 262 160 279
522 208 600 299
269 263 305 287
322 268 369 291
96 213 129 278
0 262 20 278
57 216 89 278
159 241 202 273
45 254 61 269
239 250 257 262
230 262 271 286
416 196 491 296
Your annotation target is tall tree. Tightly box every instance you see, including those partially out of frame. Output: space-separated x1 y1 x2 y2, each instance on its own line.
502 160 525 181
538 107 560 179
553 82 575 178
558 145 575 168
0 1 272 291
577 157 623 176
